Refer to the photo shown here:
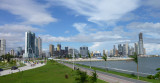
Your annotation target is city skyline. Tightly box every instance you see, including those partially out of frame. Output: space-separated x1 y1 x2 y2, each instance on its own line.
0 0 160 55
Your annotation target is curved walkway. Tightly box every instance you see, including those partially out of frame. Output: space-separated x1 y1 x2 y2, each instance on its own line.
0 63 45 76
63 63 148 83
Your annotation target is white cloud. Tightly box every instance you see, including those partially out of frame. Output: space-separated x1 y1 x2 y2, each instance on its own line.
0 0 56 25
48 0 139 25
73 23 87 33
144 43 160 55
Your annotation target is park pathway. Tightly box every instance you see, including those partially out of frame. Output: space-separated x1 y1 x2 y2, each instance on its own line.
0 63 45 76
62 63 149 83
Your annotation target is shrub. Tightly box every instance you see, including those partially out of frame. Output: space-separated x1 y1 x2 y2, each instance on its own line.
90 70 98 83
131 73 136 77
75 69 88 83
147 75 155 79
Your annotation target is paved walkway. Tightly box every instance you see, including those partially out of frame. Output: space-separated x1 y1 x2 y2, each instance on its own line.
63 63 148 83
0 63 45 76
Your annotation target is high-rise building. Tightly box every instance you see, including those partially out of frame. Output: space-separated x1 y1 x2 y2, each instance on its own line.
139 32 144 55
10 49 14 56
134 42 139 54
125 42 129 57
110 49 113 56
105 50 108 56
35 37 39 57
143 48 146 55
49 44 54 57
38 37 42 57
17 47 22 56
113 45 116 56
57 44 61 52
118 44 123 56
122 44 126 56
0 39 6 56
103 50 105 55
80 47 88 57
24 31 36 58
65 47 68 55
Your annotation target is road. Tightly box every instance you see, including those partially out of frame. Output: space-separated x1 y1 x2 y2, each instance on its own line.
0 63 45 76
62 63 148 83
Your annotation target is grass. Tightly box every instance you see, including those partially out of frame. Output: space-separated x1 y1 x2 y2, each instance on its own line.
71 62 160 83
0 61 106 83
0 62 26 70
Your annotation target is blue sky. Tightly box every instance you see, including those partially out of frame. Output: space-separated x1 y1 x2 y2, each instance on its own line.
0 0 160 55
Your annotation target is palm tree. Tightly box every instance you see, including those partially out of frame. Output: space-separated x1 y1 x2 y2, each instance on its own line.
102 53 107 71
88 51 92 68
131 52 139 79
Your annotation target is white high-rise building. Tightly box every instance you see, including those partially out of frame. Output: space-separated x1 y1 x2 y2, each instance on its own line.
125 42 129 57
38 37 42 57
10 49 14 56
0 39 6 56
23 31 36 58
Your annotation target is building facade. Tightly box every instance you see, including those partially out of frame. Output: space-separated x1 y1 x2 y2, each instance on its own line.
49 44 54 57
0 39 6 56
139 32 144 55
80 47 88 57
24 31 36 58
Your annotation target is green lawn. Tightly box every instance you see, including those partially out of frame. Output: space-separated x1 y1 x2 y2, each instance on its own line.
72 62 160 83
0 61 106 83
0 62 26 70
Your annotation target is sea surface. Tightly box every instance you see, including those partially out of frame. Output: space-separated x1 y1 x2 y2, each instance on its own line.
75 57 160 76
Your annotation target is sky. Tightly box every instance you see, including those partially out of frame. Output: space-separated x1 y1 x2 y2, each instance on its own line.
0 0 160 55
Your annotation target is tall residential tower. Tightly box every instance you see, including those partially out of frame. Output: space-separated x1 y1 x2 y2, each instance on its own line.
0 39 6 56
139 32 144 55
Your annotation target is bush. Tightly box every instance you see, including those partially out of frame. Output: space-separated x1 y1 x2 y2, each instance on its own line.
90 70 98 83
147 75 155 79
131 73 136 77
75 69 88 83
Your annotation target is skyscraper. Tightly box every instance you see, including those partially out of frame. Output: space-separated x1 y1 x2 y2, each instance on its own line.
0 39 6 56
57 44 61 52
134 42 139 54
35 37 39 57
17 47 22 56
118 44 123 56
113 45 116 56
49 44 54 57
125 42 129 57
24 31 36 58
38 37 42 57
139 32 144 55
10 49 14 56
80 47 88 57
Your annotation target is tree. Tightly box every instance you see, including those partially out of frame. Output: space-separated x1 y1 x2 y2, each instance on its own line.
90 70 98 83
131 52 139 79
75 69 88 83
102 53 107 71
155 68 160 80
78 54 82 58
1 54 14 62
88 51 92 68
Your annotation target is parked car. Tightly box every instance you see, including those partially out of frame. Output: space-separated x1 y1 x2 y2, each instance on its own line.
11 66 18 70
0 68 3 71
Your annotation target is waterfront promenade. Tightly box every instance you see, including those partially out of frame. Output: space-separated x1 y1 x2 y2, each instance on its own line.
62 63 148 83
62 57 133 62
0 62 45 76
